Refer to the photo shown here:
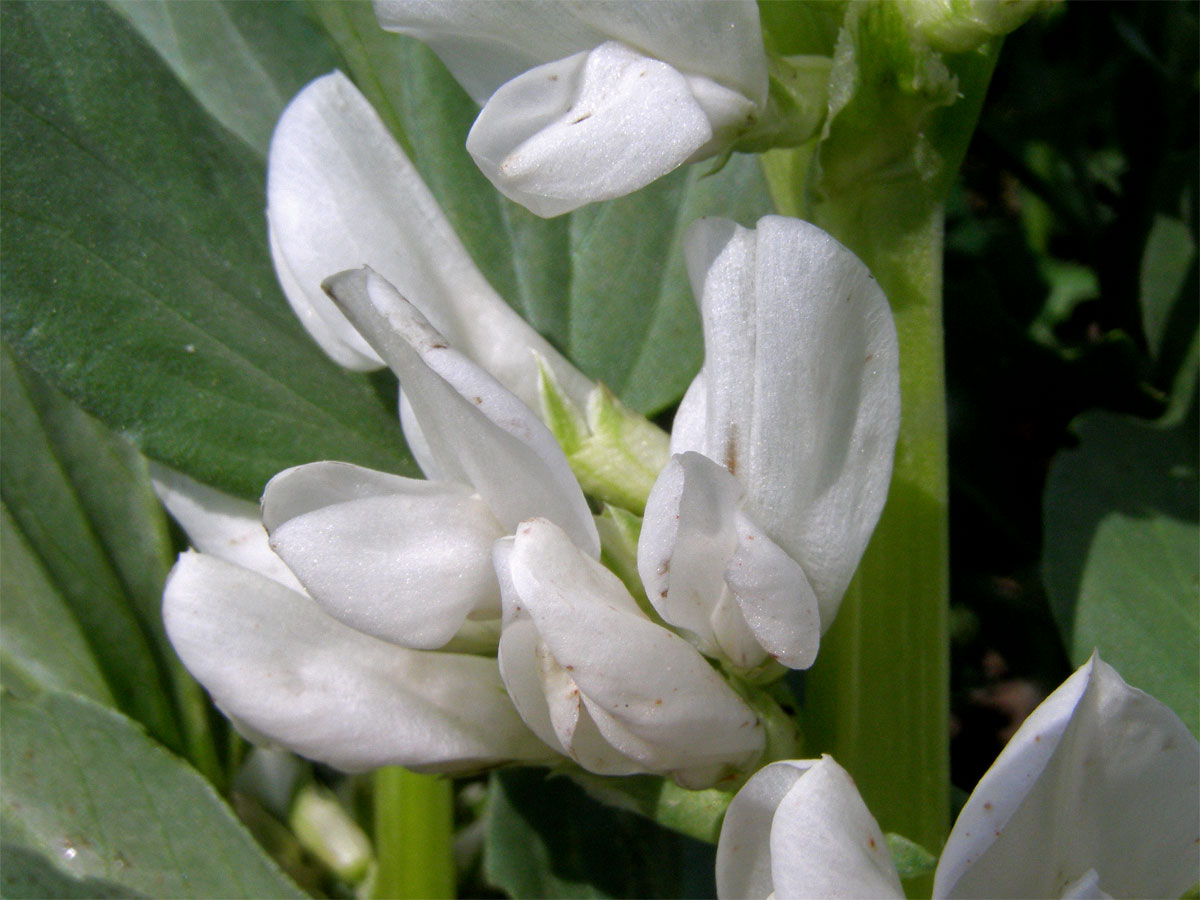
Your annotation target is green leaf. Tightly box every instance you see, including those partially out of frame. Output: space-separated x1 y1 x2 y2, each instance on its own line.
1139 214 1195 360
109 0 338 157
0 502 114 707
1044 409 1200 737
0 345 179 747
483 769 701 900
310 2 773 414
0 688 304 900
0 1 413 500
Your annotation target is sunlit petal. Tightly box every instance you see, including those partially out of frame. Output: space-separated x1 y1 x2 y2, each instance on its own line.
934 655 1200 900
262 462 504 649
164 551 553 772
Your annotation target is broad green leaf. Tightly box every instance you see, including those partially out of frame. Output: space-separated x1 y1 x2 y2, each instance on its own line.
0 688 304 900
0 842 136 899
0 1 413 500
1 346 220 781
483 769 702 900
110 0 337 158
0 345 179 749
0 502 114 707
1044 409 1199 737
310 2 773 414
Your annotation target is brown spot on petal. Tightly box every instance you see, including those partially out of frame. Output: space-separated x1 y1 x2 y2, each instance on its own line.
472 396 483 404
723 424 739 475
570 112 593 124
868 836 876 849
984 802 993 811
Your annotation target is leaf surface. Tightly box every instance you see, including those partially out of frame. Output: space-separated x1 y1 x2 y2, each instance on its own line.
0 1 413 500
0 689 304 900
1044 408 1199 737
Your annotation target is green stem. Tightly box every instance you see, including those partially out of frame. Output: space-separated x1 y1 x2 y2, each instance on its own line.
766 149 952 892
372 767 455 900
803 196 951 869
758 38 1002 891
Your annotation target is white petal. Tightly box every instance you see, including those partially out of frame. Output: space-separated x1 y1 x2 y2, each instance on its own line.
639 452 740 658
934 655 1200 900
502 518 763 785
717 760 814 900
683 216 901 629
770 757 906 899
466 42 750 217
268 71 591 407
150 464 301 591
268 221 382 370
640 453 820 669
726 510 820 670
716 757 903 900
163 551 553 772
262 462 504 649
669 368 709 456
374 1 767 107
398 389 442 480
323 268 599 558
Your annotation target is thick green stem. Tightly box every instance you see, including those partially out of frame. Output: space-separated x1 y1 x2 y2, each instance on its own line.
371 767 455 900
803 197 951 869
765 152 951 857
758 36 1001 888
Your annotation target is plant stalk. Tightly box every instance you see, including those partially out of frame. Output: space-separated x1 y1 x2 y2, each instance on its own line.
371 767 455 900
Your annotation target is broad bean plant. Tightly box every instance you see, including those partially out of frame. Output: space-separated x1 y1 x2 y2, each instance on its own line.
2 2 1196 899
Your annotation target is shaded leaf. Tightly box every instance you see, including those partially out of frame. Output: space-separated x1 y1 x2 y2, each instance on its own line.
0 0 412 500
0 689 304 900
1139 214 1195 360
110 0 338 157
1044 408 1199 736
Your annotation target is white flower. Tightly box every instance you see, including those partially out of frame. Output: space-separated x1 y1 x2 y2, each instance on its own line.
494 517 765 788
715 656 1200 899
267 70 592 411
374 0 768 217
262 267 599 650
638 216 900 670
155 472 554 773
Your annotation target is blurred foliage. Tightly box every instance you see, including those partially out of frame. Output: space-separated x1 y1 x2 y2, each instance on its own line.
943 0 1198 787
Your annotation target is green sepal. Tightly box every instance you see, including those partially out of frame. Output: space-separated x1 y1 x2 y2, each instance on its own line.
595 505 652 612
538 361 669 515
722 675 802 773
902 0 1054 54
885 832 938 880
732 54 833 154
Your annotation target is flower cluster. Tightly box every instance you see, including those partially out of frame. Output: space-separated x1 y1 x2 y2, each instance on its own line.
159 60 900 788
155 6 1200 896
